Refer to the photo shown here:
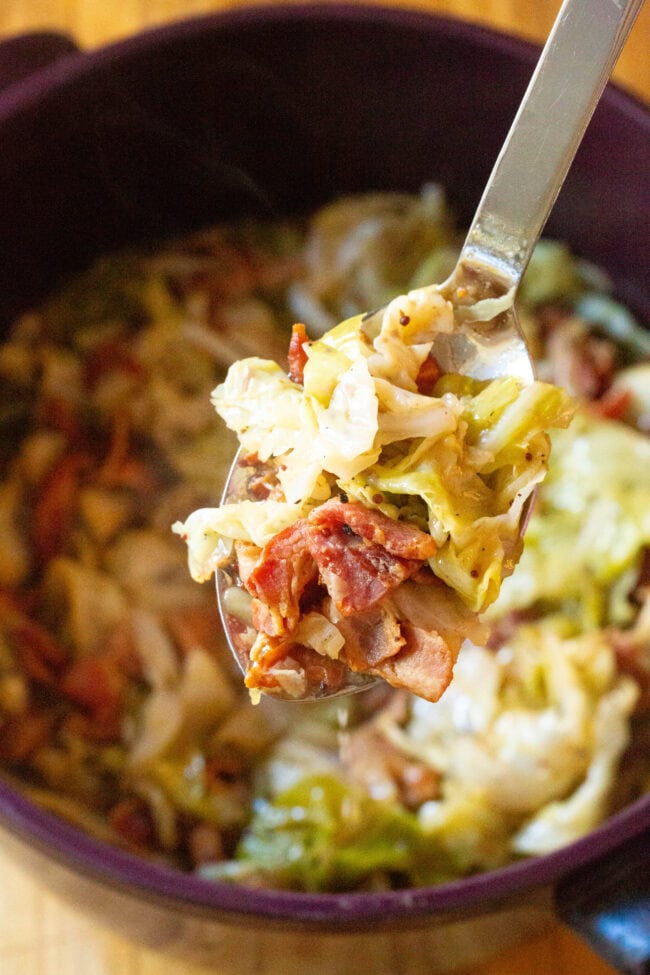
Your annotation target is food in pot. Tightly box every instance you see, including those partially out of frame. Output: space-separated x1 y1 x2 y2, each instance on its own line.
0 188 647 890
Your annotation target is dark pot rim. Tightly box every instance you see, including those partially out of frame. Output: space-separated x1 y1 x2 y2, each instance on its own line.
0 772 647 926
0 4 647 123
0 2 647 930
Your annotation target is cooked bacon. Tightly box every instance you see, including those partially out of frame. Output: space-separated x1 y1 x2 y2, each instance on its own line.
243 522 315 634
110 796 156 848
308 527 420 616
341 721 440 809
59 657 126 741
309 500 437 560
83 338 146 391
245 632 298 689
240 502 436 635
588 386 633 421
8 617 68 687
388 578 488 649
246 467 282 500
251 598 286 637
546 323 617 399
244 630 346 696
330 603 404 669
89 401 160 497
32 451 91 562
306 501 433 616
370 622 456 703
236 500 447 695
0 708 55 763
287 322 310 384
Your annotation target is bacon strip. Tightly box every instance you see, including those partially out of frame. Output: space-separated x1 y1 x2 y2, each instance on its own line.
307 526 420 616
236 500 460 700
306 500 435 616
240 501 436 634
309 500 437 560
369 622 455 703
328 602 404 669
244 521 315 634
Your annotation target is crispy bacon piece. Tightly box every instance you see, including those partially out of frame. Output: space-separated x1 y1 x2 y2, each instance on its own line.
309 500 437 560
233 541 262 588
244 631 347 696
251 598 285 637
240 501 437 635
341 719 440 809
244 522 315 634
32 451 92 562
306 501 434 616
327 603 404 669
237 500 450 697
369 622 456 703
1 597 68 686
308 527 420 616
60 657 126 741
287 322 311 384
0 708 55 763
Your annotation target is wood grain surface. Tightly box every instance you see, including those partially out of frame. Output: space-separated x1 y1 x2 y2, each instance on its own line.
0 2 647 974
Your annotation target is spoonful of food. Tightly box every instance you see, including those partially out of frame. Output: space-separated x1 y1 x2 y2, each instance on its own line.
173 0 642 704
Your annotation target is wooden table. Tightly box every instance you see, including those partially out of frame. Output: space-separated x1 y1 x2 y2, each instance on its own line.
0 2 647 974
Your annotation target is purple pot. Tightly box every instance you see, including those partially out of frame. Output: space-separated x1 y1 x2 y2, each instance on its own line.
0 9 648 974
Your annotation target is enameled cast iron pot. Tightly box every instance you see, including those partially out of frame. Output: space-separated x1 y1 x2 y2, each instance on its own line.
0 8 648 974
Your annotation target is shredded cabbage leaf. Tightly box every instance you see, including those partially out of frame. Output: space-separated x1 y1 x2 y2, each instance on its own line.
178 284 574 615
495 410 650 626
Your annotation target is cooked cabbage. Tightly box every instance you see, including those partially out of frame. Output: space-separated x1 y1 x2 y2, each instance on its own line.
495 410 650 625
182 284 573 618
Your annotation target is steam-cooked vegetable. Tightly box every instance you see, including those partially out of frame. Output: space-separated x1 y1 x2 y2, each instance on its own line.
0 187 646 893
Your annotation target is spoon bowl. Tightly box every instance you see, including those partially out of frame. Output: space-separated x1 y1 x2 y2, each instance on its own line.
216 452 379 699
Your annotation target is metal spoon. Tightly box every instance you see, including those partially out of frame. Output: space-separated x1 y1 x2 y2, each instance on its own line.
217 0 644 701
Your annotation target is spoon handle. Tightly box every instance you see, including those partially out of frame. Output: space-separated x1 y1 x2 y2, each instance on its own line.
460 0 644 290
